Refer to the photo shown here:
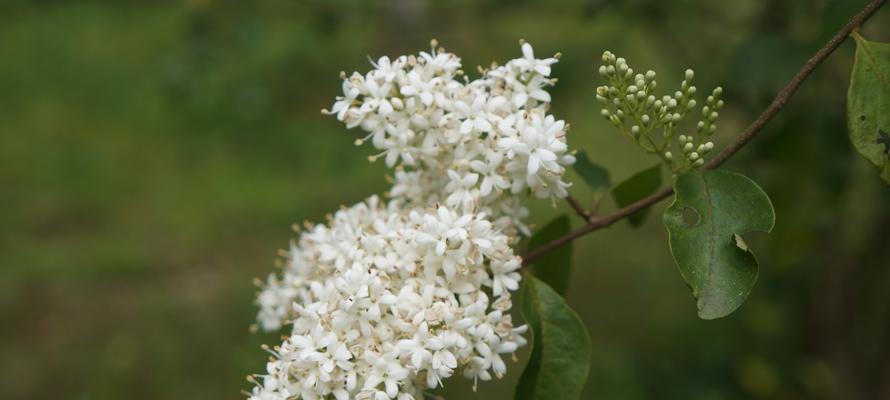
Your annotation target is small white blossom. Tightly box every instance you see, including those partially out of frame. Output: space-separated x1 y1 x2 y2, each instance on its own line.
325 41 575 234
251 198 525 399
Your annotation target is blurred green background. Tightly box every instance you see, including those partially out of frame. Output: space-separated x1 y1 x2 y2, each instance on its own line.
2 0 889 399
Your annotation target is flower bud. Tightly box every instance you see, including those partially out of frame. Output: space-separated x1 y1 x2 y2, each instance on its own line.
665 151 673 160
689 151 700 160
683 142 694 152
685 69 694 81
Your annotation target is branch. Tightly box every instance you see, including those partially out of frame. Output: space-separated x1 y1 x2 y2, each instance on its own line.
523 0 887 266
565 195 592 221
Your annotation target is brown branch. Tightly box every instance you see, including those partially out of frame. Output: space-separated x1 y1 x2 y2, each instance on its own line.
523 0 887 266
565 195 592 221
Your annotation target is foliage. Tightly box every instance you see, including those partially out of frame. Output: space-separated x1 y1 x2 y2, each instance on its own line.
663 170 775 319
611 164 662 227
526 215 573 295
848 32 890 183
516 275 591 400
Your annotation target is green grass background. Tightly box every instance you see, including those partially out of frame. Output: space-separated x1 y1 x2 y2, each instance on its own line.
2 0 889 398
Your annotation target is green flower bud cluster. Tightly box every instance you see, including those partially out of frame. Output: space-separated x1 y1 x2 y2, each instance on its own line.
596 51 724 172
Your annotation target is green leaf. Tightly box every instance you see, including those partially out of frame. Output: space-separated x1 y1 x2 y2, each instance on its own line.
611 164 662 226
515 275 591 400
573 151 611 192
663 170 775 319
527 215 572 295
848 34 890 183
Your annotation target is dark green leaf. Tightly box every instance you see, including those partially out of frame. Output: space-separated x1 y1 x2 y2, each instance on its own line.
527 215 572 295
611 164 662 226
848 34 890 183
515 275 591 400
573 151 611 192
663 170 775 319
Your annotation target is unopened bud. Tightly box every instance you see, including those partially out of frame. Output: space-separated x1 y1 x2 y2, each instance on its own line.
685 69 694 81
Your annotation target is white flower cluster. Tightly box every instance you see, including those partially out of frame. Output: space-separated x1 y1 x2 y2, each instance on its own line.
250 41 571 400
328 40 575 235
250 197 525 399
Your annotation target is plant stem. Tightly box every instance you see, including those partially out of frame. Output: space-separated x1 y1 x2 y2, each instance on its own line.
523 0 887 266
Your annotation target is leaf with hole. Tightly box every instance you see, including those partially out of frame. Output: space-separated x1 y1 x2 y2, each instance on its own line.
515 275 591 400
848 33 890 183
663 170 775 319
573 151 611 192
527 215 572 295
612 164 662 227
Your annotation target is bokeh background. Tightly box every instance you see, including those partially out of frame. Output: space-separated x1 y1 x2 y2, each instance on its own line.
2 0 890 399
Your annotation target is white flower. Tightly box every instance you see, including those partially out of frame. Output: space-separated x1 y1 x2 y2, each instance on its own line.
514 42 558 76
250 40 592 399
251 197 525 399
325 41 576 235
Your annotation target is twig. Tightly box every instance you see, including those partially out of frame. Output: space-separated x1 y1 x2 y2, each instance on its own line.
565 195 592 221
523 0 887 266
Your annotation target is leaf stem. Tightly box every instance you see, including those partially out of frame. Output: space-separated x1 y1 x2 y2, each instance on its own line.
522 0 887 266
